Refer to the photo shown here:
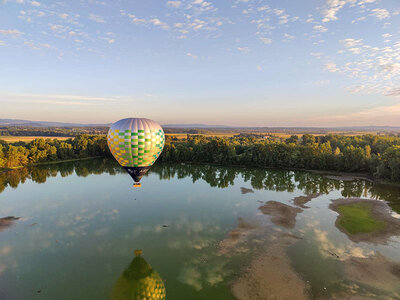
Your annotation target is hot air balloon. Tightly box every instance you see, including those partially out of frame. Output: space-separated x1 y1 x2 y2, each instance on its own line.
111 249 166 300
107 118 165 187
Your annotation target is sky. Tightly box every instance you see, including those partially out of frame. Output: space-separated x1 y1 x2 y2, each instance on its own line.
0 0 399 126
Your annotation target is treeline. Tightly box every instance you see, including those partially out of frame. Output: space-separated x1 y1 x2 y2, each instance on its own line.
159 134 400 183
0 126 108 137
1 133 399 183
0 135 110 168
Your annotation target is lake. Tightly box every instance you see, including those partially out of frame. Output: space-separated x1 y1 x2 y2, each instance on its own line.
0 158 399 299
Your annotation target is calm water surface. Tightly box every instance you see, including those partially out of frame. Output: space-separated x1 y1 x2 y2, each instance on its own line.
0 158 399 299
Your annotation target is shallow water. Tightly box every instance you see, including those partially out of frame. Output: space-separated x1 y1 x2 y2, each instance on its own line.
0 158 399 299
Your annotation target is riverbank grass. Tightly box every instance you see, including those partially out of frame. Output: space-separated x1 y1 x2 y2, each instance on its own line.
336 203 386 234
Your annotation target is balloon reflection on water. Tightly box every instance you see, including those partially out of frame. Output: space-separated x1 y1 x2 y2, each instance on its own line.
111 250 166 300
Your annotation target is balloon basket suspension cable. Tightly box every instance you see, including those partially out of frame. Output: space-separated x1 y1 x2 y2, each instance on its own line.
133 182 142 188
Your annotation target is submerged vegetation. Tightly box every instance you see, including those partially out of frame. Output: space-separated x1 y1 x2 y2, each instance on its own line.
0 133 400 183
334 202 386 234
330 198 400 244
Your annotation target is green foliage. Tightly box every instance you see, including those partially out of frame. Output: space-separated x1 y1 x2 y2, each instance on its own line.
0 135 110 168
336 203 386 234
1 132 400 184
376 145 400 182
159 134 400 183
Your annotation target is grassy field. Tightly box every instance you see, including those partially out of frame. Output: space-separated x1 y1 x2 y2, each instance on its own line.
0 136 72 142
336 202 386 234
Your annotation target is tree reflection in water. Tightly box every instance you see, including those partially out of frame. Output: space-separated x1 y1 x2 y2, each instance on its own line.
1 158 399 212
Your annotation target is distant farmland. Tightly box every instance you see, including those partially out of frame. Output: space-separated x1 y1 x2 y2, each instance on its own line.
0 136 72 142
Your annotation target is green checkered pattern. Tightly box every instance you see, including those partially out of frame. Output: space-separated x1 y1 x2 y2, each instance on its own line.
107 128 165 167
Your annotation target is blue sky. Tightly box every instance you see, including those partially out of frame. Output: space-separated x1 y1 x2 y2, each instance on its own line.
0 0 399 126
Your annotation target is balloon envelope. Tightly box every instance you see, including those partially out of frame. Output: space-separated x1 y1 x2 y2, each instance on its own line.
107 118 165 182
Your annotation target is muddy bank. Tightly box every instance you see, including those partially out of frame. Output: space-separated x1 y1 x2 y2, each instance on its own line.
231 234 308 300
344 253 400 297
218 216 308 300
292 193 321 208
221 199 400 299
240 187 254 194
330 198 400 244
219 217 260 255
0 216 20 232
325 175 373 182
259 201 302 229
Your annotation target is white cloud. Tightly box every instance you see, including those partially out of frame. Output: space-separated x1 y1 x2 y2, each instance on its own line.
358 0 377 4
237 46 250 53
127 14 170 30
0 29 23 35
348 47 361 54
370 8 390 20
387 88 400 97
273 9 284 16
88 13 105 23
340 38 363 47
30 0 40 6
327 38 400 95
59 13 69 20
167 1 181 8
187 52 198 59
279 14 289 25
259 37 272 44
313 25 327 32
310 52 323 59
1 93 119 103
149 18 170 30
324 62 339 73
283 33 294 40
322 0 349 22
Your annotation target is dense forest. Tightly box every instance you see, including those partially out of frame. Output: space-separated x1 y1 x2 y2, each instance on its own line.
0 135 109 168
0 133 399 183
159 134 400 183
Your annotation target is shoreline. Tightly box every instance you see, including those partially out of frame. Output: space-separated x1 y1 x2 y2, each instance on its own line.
0 156 105 174
158 161 400 187
1 158 399 188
